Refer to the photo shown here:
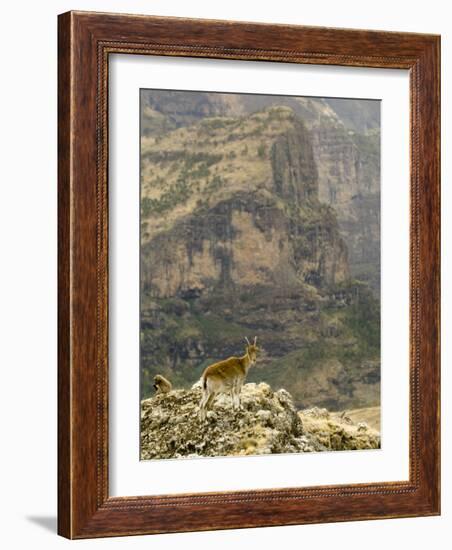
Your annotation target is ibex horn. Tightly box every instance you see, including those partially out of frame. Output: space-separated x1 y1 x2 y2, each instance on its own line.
245 337 251 346
254 336 258 345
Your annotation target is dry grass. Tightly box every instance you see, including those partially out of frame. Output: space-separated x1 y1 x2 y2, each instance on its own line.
338 406 381 431
299 406 380 451
140 107 299 239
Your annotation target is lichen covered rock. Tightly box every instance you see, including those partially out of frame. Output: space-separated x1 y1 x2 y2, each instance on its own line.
140 383 380 460
298 407 381 451
140 382 324 460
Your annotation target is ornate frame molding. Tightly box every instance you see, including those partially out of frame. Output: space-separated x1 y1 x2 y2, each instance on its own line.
58 11 440 538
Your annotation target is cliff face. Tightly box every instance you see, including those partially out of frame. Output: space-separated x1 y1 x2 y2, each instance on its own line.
142 91 380 293
140 383 380 460
311 125 380 292
141 109 348 298
140 94 380 411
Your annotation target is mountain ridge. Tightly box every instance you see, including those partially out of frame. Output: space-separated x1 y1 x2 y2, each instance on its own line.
140 93 380 411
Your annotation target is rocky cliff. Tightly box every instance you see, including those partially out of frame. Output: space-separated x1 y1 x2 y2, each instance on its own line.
140 382 380 460
311 124 380 292
142 91 381 292
298 406 381 451
141 108 348 295
140 92 381 412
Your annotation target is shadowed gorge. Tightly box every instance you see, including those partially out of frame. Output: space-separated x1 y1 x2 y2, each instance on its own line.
140 90 380 412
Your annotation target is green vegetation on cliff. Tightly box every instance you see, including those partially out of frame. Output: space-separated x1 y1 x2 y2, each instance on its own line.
139 91 381 412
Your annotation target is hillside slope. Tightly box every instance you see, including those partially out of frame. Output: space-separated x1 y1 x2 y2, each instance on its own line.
140 99 380 411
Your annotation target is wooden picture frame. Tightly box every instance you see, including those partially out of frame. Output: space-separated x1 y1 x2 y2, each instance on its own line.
58 11 440 539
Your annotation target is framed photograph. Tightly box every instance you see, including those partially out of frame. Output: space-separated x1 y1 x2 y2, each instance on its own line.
58 11 440 538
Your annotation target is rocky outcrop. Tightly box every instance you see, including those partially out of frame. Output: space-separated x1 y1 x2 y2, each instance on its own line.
299 406 380 451
140 383 380 460
141 107 349 297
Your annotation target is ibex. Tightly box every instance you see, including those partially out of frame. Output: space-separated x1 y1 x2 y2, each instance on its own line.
199 337 260 421
153 374 172 395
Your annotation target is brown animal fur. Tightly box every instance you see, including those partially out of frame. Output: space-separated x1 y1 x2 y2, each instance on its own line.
153 374 172 395
199 337 259 420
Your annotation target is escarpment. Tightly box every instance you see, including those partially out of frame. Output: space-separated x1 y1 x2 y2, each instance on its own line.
142 91 380 293
140 99 380 412
311 124 380 293
141 109 348 296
